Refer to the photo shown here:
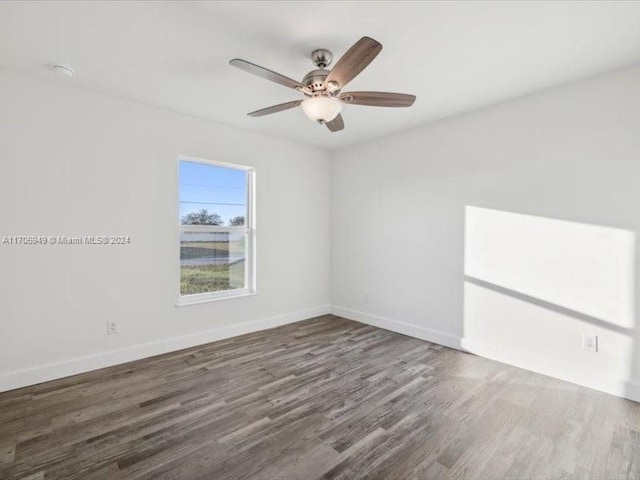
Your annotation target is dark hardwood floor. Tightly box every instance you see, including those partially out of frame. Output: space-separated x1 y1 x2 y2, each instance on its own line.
0 315 638 480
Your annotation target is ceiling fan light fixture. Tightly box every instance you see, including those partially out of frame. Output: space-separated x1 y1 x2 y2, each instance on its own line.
300 96 342 123
230 36 415 133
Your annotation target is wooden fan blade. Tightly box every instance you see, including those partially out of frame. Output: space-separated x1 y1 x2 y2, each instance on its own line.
248 100 302 117
325 114 344 132
230 59 303 90
340 91 416 107
325 37 382 90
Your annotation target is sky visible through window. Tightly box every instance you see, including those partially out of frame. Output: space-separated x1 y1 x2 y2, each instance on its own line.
179 161 246 225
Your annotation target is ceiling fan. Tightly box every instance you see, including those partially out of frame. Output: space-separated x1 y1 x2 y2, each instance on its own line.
229 36 416 133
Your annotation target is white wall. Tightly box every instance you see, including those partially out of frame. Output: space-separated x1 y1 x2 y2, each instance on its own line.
331 65 640 401
465 206 636 328
4 64 640 403
0 70 331 391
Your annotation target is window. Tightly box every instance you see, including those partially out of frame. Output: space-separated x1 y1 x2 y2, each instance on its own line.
178 157 255 305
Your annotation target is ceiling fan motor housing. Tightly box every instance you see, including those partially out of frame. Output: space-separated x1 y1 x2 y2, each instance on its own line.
302 69 330 92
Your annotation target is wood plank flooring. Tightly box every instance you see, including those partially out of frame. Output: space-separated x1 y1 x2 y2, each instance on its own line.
0 315 639 479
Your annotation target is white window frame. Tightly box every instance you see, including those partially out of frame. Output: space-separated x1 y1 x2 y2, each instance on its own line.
177 155 256 306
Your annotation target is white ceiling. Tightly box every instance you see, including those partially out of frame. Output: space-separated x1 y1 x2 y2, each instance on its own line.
1 1 640 150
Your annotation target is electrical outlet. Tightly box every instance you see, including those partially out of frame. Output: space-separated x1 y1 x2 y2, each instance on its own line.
107 320 119 335
582 334 598 352
363 293 370 305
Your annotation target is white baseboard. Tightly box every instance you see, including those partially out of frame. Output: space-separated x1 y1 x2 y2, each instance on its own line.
0 305 331 393
330 305 462 350
460 336 640 404
5 304 639 405
330 305 640 404
624 381 640 403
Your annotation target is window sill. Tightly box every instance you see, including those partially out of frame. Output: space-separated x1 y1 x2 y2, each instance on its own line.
176 290 257 307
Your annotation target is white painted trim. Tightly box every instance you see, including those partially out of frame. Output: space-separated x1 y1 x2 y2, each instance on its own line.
177 290 256 307
178 154 253 172
330 305 640 404
330 305 462 350
624 381 640 403
460 336 640 404
4 303 639 404
0 305 330 393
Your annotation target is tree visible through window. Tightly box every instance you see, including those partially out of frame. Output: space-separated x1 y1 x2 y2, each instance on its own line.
179 158 254 302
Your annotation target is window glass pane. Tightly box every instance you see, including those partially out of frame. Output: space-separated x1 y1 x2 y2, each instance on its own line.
179 161 246 226
180 231 246 295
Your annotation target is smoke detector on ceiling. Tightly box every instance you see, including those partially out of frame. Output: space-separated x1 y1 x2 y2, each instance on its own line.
51 64 75 77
